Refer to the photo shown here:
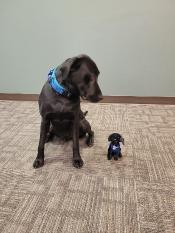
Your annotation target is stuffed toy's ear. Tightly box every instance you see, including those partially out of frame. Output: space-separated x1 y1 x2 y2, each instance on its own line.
108 134 113 142
120 136 125 145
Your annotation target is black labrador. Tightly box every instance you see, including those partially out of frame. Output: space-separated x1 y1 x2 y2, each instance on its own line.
33 54 102 169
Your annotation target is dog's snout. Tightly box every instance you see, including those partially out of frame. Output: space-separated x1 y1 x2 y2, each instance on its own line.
90 90 103 102
98 94 103 101
87 95 103 103
95 84 103 101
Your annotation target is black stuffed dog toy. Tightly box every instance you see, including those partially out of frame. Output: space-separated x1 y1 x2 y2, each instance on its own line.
107 133 124 160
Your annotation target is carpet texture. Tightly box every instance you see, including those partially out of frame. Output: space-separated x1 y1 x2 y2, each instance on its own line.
0 100 175 233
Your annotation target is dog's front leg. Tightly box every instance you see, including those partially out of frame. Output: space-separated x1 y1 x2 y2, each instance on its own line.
33 118 50 168
72 112 84 168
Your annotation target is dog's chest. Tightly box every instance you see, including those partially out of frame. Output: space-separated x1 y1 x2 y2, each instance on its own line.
48 111 74 121
49 111 74 128
52 119 72 129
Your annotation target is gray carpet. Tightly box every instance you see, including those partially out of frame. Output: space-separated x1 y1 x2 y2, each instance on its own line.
0 100 175 233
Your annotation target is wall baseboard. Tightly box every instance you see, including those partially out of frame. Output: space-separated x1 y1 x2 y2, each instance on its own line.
100 96 175 105
0 93 39 101
0 93 175 105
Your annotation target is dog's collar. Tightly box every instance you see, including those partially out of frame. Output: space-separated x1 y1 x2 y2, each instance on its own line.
48 68 72 98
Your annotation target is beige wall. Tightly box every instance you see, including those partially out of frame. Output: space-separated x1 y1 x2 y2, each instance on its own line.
0 0 175 96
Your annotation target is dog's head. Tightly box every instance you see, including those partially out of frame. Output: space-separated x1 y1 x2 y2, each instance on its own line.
56 54 103 102
108 133 124 145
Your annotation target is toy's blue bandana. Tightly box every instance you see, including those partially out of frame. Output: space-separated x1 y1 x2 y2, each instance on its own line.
48 68 72 98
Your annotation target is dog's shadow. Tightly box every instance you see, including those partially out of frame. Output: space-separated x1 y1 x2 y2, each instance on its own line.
44 136 89 166
47 135 89 148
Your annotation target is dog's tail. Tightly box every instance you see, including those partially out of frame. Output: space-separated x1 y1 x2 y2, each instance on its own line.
84 111 88 116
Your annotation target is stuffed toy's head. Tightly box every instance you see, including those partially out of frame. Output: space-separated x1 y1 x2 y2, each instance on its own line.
108 133 124 145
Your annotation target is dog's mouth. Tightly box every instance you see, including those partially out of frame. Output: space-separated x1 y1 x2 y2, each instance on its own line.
82 95 103 102
81 96 87 101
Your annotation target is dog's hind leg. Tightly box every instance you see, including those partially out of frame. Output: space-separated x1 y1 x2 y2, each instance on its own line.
80 118 94 147
45 125 54 143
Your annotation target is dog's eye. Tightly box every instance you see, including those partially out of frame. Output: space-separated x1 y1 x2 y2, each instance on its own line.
84 75 91 84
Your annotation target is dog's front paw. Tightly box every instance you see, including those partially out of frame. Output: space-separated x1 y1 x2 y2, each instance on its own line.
33 158 44 169
73 158 84 168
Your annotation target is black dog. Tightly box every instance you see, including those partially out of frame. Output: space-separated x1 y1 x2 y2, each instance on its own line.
33 54 102 169
107 133 124 160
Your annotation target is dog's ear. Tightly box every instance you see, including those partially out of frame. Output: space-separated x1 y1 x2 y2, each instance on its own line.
55 54 100 83
55 57 77 83
77 54 100 76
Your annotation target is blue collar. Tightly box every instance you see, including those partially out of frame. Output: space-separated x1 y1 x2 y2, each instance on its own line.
48 68 72 98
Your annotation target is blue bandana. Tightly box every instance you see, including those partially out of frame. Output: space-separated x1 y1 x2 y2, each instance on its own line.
48 68 71 97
